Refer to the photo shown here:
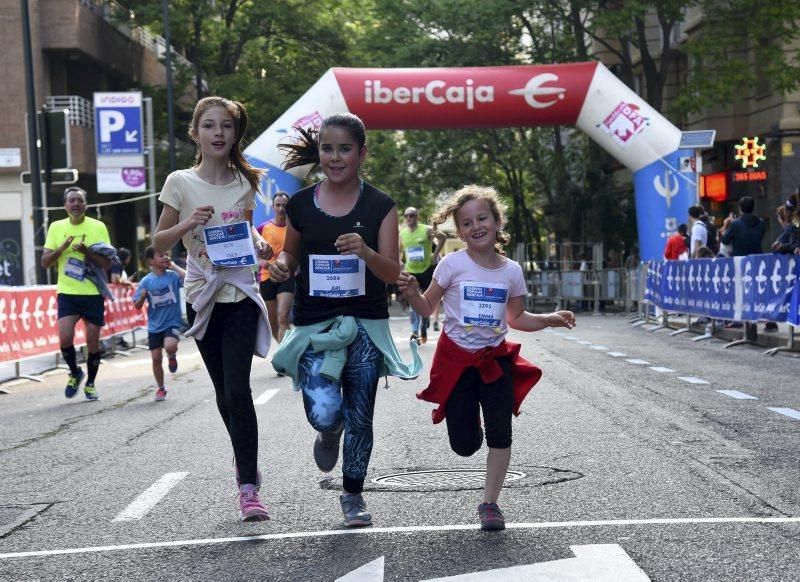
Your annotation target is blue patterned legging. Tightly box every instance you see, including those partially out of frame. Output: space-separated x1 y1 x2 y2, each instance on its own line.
297 322 381 494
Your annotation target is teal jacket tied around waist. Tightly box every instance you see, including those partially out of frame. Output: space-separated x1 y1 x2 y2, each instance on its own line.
271 316 422 389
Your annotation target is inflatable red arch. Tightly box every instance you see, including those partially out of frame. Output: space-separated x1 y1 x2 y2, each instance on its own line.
245 62 697 261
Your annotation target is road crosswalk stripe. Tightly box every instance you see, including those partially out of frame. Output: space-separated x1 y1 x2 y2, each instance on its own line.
767 407 800 420
112 472 188 522
253 388 280 405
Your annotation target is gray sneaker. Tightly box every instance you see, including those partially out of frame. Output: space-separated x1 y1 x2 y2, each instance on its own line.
313 426 343 473
340 493 372 527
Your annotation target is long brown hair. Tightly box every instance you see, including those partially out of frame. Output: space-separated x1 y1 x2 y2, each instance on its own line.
189 96 264 193
432 185 510 253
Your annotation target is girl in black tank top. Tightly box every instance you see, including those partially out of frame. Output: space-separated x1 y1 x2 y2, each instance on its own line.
268 113 401 527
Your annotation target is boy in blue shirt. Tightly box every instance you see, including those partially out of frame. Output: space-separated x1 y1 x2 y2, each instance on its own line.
133 246 186 401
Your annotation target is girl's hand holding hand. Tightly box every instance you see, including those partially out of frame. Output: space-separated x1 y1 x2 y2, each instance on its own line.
255 239 273 261
269 259 291 282
396 270 418 295
547 310 576 329
188 205 215 229
335 233 373 260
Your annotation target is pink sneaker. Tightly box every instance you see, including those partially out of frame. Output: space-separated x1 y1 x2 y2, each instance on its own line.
238 484 269 522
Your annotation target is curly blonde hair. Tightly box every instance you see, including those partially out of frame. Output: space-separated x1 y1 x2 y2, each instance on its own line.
432 185 509 253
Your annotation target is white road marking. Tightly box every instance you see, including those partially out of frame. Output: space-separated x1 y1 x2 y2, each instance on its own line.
590 345 609 351
717 390 758 400
625 359 651 365
5 516 800 559
768 407 800 420
678 376 710 385
111 353 201 369
253 388 280 406
607 352 627 357
421 544 649 582
649 366 674 373
564 337 579 341
337 556 385 581
577 340 593 345
112 472 189 522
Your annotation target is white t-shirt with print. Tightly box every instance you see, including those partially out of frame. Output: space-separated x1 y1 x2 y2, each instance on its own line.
433 249 527 351
158 168 256 303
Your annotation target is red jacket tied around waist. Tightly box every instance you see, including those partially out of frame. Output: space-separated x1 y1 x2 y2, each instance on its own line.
418 330 543 424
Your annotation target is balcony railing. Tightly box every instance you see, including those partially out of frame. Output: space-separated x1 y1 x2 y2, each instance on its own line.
78 0 192 70
45 95 94 128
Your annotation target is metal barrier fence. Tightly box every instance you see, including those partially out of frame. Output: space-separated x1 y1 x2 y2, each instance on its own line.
631 259 798 356
525 266 637 313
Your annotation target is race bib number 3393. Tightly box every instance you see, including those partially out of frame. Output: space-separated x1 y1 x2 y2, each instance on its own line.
460 281 508 327
309 254 365 297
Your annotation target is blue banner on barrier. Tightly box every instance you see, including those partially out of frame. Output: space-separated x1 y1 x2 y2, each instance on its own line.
645 254 800 325
740 254 798 323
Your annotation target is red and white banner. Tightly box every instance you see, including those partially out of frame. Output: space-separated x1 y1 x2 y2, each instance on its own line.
0 285 147 364
333 63 597 129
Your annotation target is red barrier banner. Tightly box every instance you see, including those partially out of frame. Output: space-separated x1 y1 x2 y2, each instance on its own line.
0 285 147 363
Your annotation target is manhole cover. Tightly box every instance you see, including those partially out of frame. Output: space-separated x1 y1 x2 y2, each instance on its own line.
319 465 582 492
372 468 527 488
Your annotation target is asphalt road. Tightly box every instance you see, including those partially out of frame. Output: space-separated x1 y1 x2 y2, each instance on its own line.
1 308 799 581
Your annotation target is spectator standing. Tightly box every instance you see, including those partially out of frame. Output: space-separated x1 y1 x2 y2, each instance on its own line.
773 192 800 255
664 224 689 260
720 196 767 330
719 196 765 257
688 205 708 258
399 206 446 343
41 187 112 401
258 191 295 343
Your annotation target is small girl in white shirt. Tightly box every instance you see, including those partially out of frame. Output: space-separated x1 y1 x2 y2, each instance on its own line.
398 185 575 531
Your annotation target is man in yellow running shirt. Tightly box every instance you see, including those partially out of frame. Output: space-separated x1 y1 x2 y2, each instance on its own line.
399 206 445 343
41 187 112 400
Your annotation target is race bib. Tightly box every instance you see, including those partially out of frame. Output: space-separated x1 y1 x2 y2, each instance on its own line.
203 221 257 267
407 246 425 263
309 254 365 297
149 285 177 307
460 281 508 328
64 257 85 281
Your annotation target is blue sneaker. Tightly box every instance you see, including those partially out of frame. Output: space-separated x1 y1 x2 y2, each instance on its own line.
84 383 100 401
65 369 84 398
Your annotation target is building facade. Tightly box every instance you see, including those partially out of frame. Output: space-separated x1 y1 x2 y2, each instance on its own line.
1 0 192 285
590 6 800 248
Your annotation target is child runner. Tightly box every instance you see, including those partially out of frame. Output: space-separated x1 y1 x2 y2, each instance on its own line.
270 113 421 527
153 96 274 522
132 246 186 401
398 185 575 531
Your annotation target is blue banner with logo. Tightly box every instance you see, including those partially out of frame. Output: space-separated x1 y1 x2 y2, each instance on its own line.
740 254 798 322
645 254 800 325
633 149 697 262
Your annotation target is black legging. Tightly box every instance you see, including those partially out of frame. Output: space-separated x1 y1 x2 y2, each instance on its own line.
187 298 260 485
445 356 514 456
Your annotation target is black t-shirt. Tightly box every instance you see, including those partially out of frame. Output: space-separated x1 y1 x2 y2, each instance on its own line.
286 181 396 325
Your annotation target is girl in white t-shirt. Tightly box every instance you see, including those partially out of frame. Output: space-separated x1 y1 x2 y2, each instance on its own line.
398 185 575 531
154 97 273 523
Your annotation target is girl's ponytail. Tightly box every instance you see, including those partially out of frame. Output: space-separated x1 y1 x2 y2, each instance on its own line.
279 126 320 172
229 101 264 194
